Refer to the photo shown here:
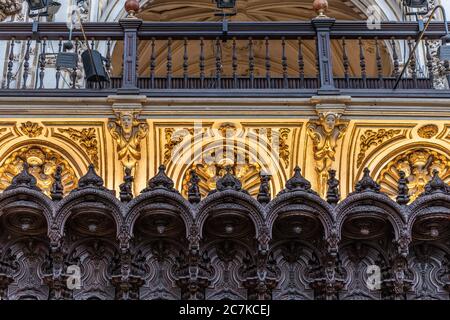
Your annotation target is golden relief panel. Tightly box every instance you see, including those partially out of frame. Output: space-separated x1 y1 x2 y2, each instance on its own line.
182 161 261 199
357 128 402 168
58 128 99 168
19 122 44 138
0 145 78 196
417 124 439 139
377 149 450 202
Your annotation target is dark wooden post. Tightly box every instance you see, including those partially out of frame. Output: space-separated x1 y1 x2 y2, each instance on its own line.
312 18 338 94
119 18 142 94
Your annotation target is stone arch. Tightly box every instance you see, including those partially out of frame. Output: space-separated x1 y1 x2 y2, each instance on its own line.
0 141 82 196
359 142 450 201
165 125 288 199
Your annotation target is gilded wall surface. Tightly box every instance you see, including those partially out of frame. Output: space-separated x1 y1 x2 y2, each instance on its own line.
0 96 449 205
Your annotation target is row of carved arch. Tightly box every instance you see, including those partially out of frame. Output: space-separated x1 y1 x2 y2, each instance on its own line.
1 226 448 299
1 162 449 250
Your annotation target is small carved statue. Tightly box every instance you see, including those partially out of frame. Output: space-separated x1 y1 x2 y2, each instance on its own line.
108 111 149 169
119 167 134 202
307 112 348 197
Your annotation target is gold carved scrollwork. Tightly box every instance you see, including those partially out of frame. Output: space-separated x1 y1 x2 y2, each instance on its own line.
20 122 43 138
254 128 291 168
0 145 78 196
357 129 402 168
108 111 149 169
164 127 195 164
58 128 99 168
307 113 348 197
182 161 261 198
378 149 450 201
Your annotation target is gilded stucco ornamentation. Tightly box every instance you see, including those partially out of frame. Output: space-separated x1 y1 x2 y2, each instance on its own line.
182 161 261 198
378 149 450 201
417 124 439 139
108 111 149 170
254 128 291 168
164 127 194 164
20 122 43 138
58 127 99 168
307 113 348 197
357 129 402 168
0 145 78 196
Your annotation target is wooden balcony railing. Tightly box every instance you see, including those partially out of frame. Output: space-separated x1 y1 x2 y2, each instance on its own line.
0 20 450 98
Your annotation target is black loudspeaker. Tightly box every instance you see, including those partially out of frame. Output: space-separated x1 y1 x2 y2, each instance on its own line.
81 49 108 82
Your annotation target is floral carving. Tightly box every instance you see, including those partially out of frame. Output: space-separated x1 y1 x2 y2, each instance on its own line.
20 121 43 138
357 129 402 168
59 127 99 168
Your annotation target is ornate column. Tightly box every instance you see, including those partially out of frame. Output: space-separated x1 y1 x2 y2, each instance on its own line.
312 0 338 94
119 1 142 94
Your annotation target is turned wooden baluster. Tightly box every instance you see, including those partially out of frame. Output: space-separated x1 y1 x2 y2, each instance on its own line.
249 37 255 89
55 38 62 89
6 37 15 89
282 37 288 89
358 37 367 88
183 38 189 89
425 38 434 88
23 37 32 89
71 38 79 89
232 37 238 88
298 37 304 89
215 37 222 89
342 37 350 88
375 37 384 88
199 38 205 88
265 37 271 89
391 38 400 79
39 37 48 89
149 38 156 89
166 38 172 89
408 37 417 89
105 38 112 87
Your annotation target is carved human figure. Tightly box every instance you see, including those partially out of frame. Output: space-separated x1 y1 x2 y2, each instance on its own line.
307 113 348 197
108 111 149 169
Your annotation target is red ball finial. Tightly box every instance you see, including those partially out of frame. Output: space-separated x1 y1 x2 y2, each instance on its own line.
313 0 329 18
125 0 140 18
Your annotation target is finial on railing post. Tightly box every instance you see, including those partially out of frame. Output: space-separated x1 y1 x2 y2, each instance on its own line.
125 0 140 18
313 0 329 18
